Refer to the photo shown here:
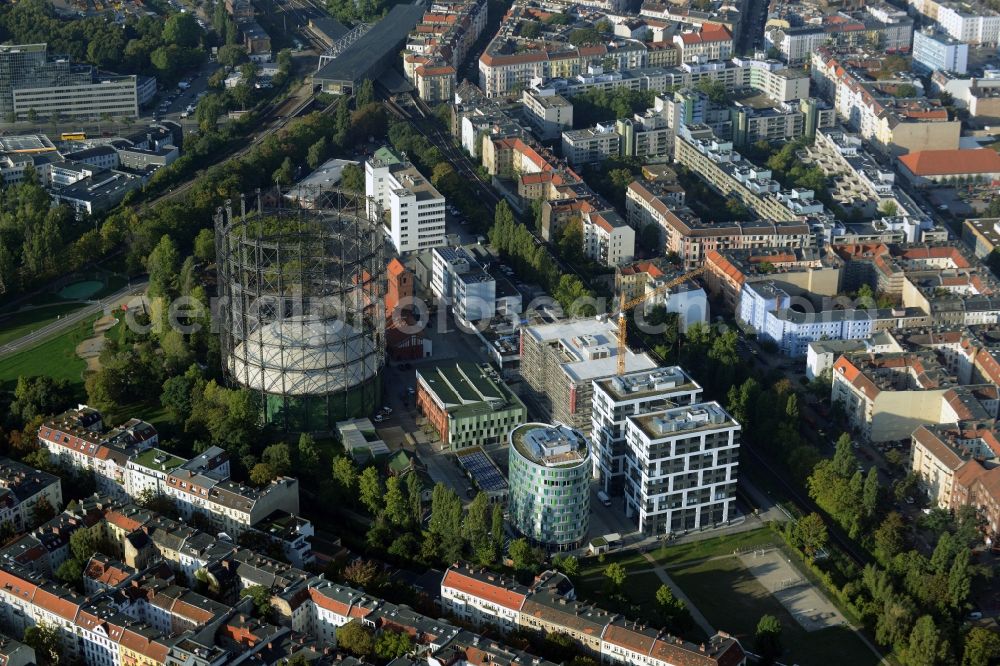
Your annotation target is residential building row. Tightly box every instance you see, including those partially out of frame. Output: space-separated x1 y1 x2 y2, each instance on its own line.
832 350 999 442
440 563 745 665
0 458 62 534
764 2 913 64
403 0 490 102
726 241 1000 355
36 406 302 544
0 491 737 666
810 49 961 156
907 0 1000 45
673 125 829 224
625 180 815 270
530 56 811 104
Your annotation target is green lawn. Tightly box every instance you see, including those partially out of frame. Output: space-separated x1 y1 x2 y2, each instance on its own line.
670 555 879 666
649 529 781 568
105 401 173 432
579 529 781 579
0 303 87 346
578 549 655 578
0 315 97 391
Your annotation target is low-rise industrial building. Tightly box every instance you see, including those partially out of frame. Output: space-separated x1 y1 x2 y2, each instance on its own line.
415 362 526 451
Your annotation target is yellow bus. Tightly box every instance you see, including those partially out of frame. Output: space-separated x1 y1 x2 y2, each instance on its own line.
60 132 86 141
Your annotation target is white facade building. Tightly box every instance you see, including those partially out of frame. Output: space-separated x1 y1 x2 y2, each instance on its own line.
583 209 635 267
591 367 703 496
365 148 446 254
430 246 497 324
624 402 740 535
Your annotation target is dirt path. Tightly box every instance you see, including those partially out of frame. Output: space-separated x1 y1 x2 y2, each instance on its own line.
75 314 120 372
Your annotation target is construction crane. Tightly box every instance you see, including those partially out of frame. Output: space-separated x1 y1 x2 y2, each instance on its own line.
616 267 706 376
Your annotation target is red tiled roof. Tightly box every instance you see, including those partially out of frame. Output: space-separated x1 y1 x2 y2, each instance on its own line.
899 149 1000 177
387 258 407 278
678 24 732 44
441 568 527 611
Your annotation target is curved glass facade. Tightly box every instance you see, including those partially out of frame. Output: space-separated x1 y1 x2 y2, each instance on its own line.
508 423 591 550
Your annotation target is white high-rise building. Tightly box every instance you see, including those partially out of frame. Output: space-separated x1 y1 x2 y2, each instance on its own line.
365 146 446 254
430 246 496 324
624 401 740 535
591 367 703 496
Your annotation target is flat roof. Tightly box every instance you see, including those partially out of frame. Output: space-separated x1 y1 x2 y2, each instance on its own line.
131 448 185 472
524 319 657 381
510 422 588 468
595 366 700 401
418 362 524 418
0 134 56 153
630 402 737 439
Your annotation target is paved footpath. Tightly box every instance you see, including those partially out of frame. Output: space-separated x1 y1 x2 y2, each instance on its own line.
638 552 716 638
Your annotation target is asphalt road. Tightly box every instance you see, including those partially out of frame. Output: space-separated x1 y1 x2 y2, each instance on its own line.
0 279 148 359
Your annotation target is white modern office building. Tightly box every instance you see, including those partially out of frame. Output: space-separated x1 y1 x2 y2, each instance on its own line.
912 29 968 75
365 146 446 253
591 367 703 496
624 402 740 535
430 246 496 324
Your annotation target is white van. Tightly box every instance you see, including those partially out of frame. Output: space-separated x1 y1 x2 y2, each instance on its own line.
597 490 611 507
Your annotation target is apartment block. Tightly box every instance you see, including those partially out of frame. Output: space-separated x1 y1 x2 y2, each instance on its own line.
582 208 635 267
831 352 998 442
37 406 158 497
703 247 843 311
909 0 1000 44
38 407 301 540
624 402 740 535
439 562 747 665
430 247 496 324
562 124 620 167
912 28 969 74
672 25 734 63
0 459 62 533
674 127 826 223
616 261 708 332
591 367 703 495
403 0 488 102
478 35 646 97
616 111 671 158
522 89 573 140
625 181 814 269
366 146 446 254
811 50 961 156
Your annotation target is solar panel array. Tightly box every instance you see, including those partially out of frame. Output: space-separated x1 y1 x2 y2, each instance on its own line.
459 449 508 493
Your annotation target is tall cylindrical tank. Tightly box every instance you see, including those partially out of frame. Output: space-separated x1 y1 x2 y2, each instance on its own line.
215 190 386 431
